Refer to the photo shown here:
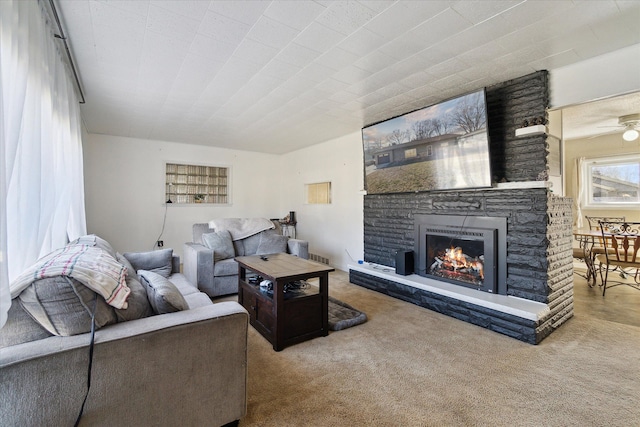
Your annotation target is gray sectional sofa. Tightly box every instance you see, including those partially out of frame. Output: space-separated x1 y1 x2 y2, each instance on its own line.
0 235 248 427
183 218 309 297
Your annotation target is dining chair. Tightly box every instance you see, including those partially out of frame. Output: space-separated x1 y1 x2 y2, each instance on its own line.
585 215 626 276
596 221 640 296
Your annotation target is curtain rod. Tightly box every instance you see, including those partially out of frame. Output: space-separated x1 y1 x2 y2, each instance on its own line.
47 0 86 104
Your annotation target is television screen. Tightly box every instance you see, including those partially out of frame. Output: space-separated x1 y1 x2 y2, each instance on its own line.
361 89 492 194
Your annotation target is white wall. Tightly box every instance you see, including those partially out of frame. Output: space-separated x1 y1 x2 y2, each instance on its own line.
83 132 365 272
277 131 365 271
83 134 281 257
550 43 640 108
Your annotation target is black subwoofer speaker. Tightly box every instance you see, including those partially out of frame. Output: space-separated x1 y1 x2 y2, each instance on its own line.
395 250 414 275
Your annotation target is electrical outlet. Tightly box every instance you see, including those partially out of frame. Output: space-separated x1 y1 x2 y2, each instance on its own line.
157 240 163 248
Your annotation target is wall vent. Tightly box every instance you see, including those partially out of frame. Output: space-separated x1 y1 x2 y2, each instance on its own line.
309 253 330 265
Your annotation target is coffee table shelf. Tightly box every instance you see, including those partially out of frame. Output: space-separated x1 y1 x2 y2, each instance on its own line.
236 253 334 351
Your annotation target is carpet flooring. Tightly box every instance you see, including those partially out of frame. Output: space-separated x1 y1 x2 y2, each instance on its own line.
226 267 640 426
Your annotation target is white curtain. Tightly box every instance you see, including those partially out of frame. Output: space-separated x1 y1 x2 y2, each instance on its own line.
0 0 87 328
574 157 585 229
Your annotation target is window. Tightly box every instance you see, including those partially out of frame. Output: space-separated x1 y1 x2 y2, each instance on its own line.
165 163 229 204
305 182 331 204
582 154 640 208
405 148 417 158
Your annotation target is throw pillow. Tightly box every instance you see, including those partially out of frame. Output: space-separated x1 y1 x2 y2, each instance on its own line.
115 253 153 322
202 230 235 261
138 270 188 314
256 234 288 255
18 276 117 336
123 248 173 278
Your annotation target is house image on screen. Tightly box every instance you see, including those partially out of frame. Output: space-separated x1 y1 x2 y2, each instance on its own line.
373 134 459 167
372 130 488 169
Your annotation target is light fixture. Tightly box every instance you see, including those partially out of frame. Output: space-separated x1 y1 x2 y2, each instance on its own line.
619 114 640 142
622 127 639 142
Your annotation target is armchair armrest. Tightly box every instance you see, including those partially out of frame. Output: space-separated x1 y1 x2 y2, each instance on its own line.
287 238 309 259
183 242 215 291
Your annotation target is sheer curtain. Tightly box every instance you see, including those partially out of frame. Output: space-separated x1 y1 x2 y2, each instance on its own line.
0 0 87 328
574 157 585 229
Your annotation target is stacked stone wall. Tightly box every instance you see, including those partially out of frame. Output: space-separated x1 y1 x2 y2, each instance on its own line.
357 71 574 343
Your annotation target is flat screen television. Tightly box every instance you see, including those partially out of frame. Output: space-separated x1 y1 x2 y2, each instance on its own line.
361 89 492 194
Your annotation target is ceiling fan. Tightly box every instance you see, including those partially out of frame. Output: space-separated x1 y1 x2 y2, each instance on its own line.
595 113 640 141
618 114 640 141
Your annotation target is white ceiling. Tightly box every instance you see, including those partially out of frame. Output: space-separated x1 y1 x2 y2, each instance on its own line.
55 0 640 154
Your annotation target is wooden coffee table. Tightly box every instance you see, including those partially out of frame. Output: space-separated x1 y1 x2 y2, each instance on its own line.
236 253 334 351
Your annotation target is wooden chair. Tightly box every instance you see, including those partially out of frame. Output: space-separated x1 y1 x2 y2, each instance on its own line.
596 221 640 296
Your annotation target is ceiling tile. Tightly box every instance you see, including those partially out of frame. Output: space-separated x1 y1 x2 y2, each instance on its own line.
198 10 251 45
315 1 378 36
264 1 327 31
275 42 319 68
294 22 347 53
150 0 210 20
247 16 301 49
407 8 473 49
314 47 362 71
189 33 236 62
146 4 200 43
260 59 302 80
450 0 522 24
364 1 449 40
232 38 279 67
207 0 270 25
338 27 387 57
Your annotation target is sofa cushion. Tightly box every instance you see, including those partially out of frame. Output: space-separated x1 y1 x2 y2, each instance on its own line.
18 276 118 336
138 270 188 314
0 299 52 349
241 232 263 256
167 273 200 297
123 248 173 278
202 230 235 261
184 292 213 309
115 253 153 322
213 258 239 277
256 234 288 255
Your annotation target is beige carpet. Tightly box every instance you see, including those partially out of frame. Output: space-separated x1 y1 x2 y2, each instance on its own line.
232 269 640 426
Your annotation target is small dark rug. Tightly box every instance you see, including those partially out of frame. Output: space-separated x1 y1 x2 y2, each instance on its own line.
328 296 367 331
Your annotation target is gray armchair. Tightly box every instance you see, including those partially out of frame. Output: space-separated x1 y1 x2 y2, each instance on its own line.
183 219 309 298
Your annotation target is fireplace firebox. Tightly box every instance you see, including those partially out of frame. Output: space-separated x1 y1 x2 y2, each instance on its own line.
414 215 507 294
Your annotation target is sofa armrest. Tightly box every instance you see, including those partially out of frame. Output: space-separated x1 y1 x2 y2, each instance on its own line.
1 302 249 426
287 238 309 259
172 254 181 273
183 242 215 291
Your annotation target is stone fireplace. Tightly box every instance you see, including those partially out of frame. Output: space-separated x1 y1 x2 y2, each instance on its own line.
414 214 507 294
349 71 574 344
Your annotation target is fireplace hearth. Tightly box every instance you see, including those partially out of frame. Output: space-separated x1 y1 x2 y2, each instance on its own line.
415 214 507 294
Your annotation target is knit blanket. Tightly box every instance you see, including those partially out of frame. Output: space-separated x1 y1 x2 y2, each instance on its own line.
208 218 275 241
10 244 130 309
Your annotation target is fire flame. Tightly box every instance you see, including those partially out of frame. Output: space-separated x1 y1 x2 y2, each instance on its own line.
443 246 484 279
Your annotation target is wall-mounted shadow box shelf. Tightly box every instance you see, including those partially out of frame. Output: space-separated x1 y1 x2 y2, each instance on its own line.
165 163 229 204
